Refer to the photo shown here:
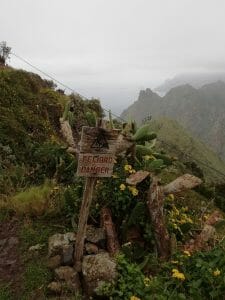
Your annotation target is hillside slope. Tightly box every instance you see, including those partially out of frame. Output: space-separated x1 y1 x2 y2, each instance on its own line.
0 67 102 194
121 82 225 161
147 119 225 183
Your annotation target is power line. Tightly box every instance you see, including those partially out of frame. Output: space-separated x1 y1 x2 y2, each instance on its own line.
158 139 225 179
11 51 225 180
11 52 126 122
11 52 86 98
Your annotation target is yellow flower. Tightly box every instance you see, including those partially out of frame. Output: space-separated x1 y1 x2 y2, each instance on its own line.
203 214 209 221
171 260 179 264
173 207 180 215
168 194 175 201
213 269 221 276
183 250 191 257
124 164 132 172
119 184 126 191
172 268 179 273
173 223 178 229
144 277 151 287
172 269 185 281
128 186 139 196
144 155 156 161
130 296 141 300
124 164 136 174
182 206 189 212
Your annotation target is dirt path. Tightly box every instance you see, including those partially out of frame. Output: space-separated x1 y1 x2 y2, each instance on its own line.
0 218 23 294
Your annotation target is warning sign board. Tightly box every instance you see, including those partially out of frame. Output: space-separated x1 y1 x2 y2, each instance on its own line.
77 126 119 177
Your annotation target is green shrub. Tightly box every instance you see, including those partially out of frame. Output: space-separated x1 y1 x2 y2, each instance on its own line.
10 181 63 216
98 242 225 300
22 261 52 299
0 284 13 300
96 254 147 300
31 142 77 184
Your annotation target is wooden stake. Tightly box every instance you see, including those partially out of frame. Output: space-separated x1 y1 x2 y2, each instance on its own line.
74 177 96 271
147 177 170 259
101 207 120 255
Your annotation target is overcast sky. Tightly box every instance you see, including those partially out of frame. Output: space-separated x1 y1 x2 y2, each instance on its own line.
1 0 225 113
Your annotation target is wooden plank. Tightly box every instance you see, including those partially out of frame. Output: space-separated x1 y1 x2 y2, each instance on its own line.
77 153 115 177
79 127 119 154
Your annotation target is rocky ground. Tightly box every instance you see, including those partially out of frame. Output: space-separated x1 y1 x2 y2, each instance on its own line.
0 218 23 297
46 226 117 298
0 218 116 299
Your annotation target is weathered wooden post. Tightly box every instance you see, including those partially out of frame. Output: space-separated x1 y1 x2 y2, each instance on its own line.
147 174 202 259
74 122 118 271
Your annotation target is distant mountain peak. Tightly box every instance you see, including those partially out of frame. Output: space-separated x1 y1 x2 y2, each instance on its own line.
121 80 225 162
155 72 225 95
165 84 196 96
139 88 160 97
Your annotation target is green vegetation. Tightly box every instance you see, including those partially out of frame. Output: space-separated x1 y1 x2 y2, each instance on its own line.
22 262 52 300
99 242 225 300
10 180 63 216
147 118 225 182
1 66 225 299
0 67 103 196
0 285 13 300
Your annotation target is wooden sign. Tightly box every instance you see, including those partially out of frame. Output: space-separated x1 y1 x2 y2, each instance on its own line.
77 126 118 177
74 122 119 271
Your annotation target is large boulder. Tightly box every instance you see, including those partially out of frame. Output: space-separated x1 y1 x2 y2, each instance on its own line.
86 226 106 247
55 266 81 292
82 253 117 296
47 281 62 295
48 233 76 257
47 255 61 270
85 243 99 255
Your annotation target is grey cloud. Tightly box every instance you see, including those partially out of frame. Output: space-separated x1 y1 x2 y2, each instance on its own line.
1 0 225 113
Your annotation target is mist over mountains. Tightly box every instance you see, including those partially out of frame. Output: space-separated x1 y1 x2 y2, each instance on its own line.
121 81 225 161
155 72 225 95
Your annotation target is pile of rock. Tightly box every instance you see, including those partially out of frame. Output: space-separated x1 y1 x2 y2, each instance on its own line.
47 226 117 298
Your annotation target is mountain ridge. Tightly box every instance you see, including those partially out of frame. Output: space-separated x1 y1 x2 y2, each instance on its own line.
121 81 225 161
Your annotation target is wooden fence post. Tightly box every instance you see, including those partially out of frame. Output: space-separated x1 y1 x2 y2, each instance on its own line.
74 177 96 271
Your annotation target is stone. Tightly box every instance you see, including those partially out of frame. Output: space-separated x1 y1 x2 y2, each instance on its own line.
55 266 81 292
48 233 75 257
85 243 99 254
47 255 61 270
28 243 45 252
86 226 106 247
48 281 62 294
49 234 69 257
82 252 117 296
64 232 76 243
0 238 7 248
126 170 150 186
7 237 19 247
200 224 216 242
62 244 74 265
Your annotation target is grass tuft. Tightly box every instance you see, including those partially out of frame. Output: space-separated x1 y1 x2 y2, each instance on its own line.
9 181 63 216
